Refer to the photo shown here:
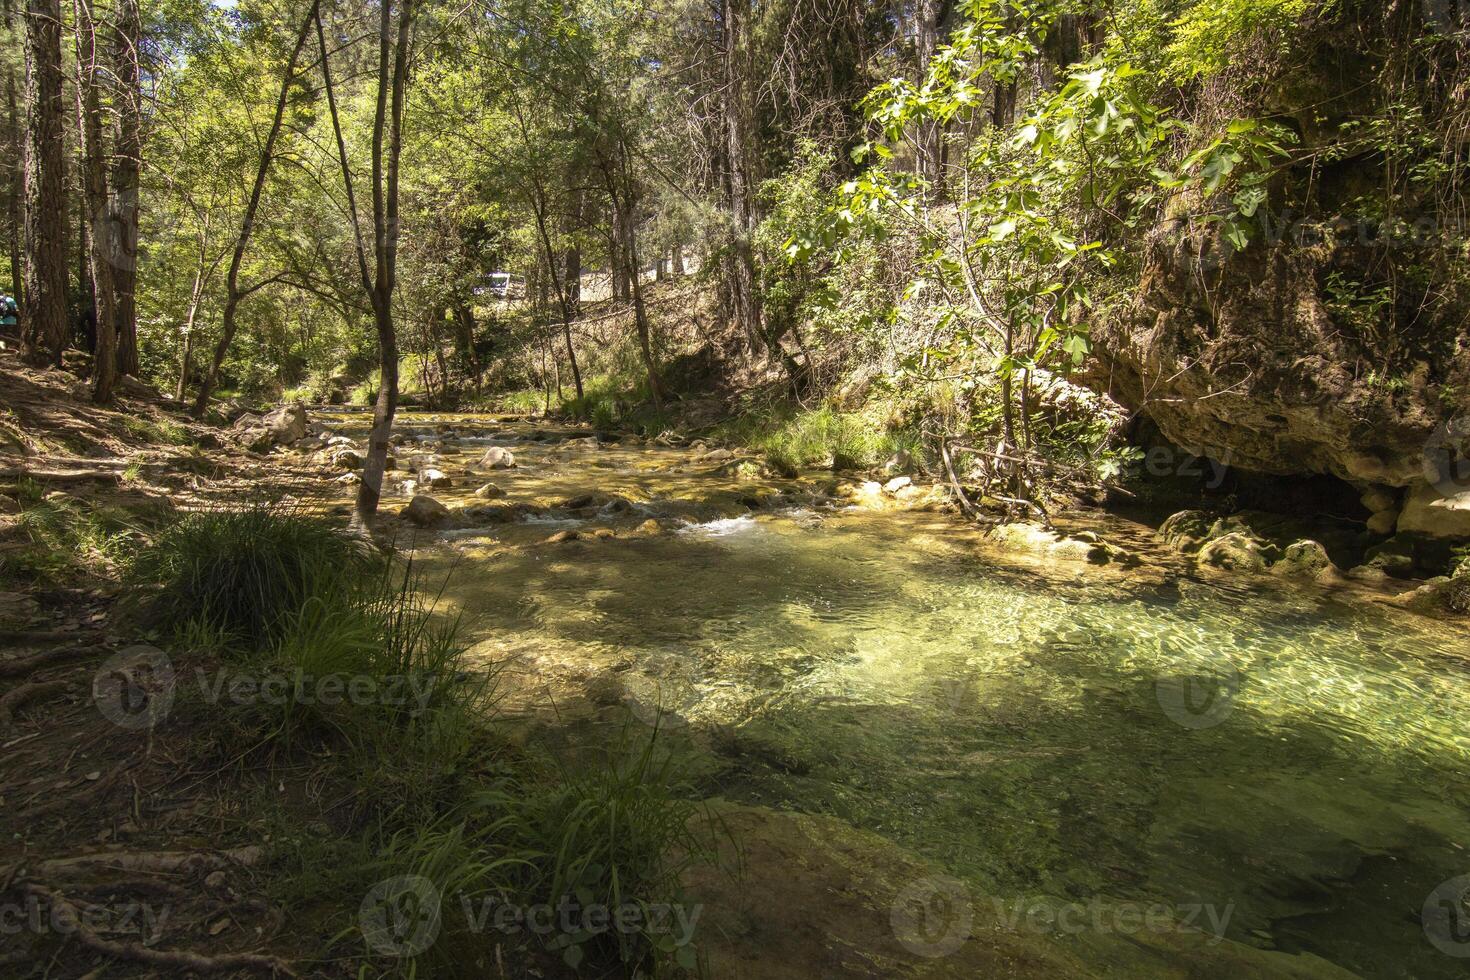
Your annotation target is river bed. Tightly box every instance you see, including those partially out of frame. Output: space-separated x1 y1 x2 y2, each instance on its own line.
312 409 1470 979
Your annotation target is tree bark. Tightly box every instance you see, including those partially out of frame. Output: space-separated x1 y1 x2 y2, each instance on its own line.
3 0 21 311
20 0 66 366
74 0 115 402
721 0 762 356
111 0 142 375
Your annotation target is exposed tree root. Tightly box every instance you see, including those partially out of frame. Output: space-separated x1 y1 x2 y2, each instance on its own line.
26 845 264 880
0 679 72 727
0 643 100 678
23 883 295 976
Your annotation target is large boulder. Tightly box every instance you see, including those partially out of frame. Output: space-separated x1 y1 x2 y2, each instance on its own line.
230 404 308 451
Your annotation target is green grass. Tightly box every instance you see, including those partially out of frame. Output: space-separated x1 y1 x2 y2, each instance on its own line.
127 503 374 651
716 401 920 473
0 490 146 588
121 413 195 446
469 724 720 974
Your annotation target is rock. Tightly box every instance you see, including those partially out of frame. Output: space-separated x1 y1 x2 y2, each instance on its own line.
600 496 633 515
635 519 662 535
0 494 19 514
419 468 453 489
402 495 451 527
724 460 766 481
988 522 1120 565
765 455 799 479
334 472 361 485
1158 510 1218 553
1346 564 1390 582
545 529 580 544
1397 483 1470 539
475 446 516 470
562 493 598 510
882 476 912 494
849 480 885 508
701 448 734 463
230 403 307 450
1272 540 1334 577
474 483 505 499
1365 509 1399 535
331 448 363 470
1403 576 1470 616
591 528 616 539
882 451 913 477
0 591 39 627
1362 536 1416 578
1360 486 1398 514
829 451 863 472
326 435 356 448
1197 532 1270 572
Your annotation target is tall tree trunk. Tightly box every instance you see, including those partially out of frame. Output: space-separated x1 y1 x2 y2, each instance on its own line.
349 0 415 528
915 0 950 194
20 0 66 366
3 0 21 310
721 0 762 355
74 0 115 401
192 0 319 417
111 0 141 375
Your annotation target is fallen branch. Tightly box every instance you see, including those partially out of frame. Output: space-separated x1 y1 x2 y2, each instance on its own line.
0 679 71 727
23 883 295 976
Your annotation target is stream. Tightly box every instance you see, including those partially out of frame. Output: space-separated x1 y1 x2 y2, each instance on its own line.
317 409 1470 979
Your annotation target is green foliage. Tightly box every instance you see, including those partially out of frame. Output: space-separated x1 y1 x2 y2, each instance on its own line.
718 400 920 473
128 504 374 651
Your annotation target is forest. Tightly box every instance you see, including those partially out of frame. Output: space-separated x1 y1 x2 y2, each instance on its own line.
0 0 1469 977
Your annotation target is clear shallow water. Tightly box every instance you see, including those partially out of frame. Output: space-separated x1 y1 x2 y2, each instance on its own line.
321 411 1470 978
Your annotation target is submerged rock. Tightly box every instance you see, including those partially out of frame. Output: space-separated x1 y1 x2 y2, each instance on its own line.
474 482 505 499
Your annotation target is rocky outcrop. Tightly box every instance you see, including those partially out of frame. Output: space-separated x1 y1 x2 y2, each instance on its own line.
1088 4 1470 541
